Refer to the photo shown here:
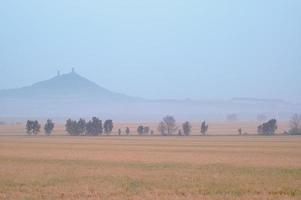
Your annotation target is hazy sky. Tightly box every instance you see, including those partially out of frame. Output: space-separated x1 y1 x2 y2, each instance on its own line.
1 0 300 102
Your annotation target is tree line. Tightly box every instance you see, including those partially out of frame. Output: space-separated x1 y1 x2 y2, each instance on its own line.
25 114 301 136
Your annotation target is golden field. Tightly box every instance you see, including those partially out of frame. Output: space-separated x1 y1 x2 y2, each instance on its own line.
0 123 300 200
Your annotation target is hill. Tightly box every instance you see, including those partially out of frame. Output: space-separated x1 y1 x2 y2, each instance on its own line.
0 72 299 122
0 71 138 101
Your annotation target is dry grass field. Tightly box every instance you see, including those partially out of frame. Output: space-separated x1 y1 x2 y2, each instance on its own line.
0 123 300 200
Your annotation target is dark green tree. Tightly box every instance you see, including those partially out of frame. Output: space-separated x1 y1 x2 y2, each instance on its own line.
44 119 54 135
26 120 41 135
104 119 113 135
201 121 208 136
137 126 144 135
257 119 277 135
182 121 191 136
144 126 150 134
86 117 103 136
65 119 86 136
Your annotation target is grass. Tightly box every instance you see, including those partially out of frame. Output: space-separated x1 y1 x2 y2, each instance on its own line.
0 134 300 199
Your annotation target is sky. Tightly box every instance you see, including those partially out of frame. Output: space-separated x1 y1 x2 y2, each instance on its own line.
0 0 300 102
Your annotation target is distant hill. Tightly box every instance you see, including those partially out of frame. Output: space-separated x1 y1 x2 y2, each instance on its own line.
0 72 299 122
0 71 139 102
231 97 290 105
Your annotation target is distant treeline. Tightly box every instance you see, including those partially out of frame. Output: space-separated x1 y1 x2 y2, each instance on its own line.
26 114 301 136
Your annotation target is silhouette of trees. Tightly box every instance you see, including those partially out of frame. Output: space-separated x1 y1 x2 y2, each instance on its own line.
158 121 166 135
257 119 277 135
137 126 144 135
137 126 150 135
118 129 121 135
158 115 177 135
65 118 86 136
78 119 86 135
238 128 242 135
86 117 103 136
182 121 192 136
44 119 54 135
26 120 41 135
104 119 113 135
201 121 208 136
289 114 301 135
65 118 114 136
144 126 150 134
125 127 130 135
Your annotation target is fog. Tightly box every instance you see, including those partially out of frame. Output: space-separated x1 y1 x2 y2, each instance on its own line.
0 1 300 122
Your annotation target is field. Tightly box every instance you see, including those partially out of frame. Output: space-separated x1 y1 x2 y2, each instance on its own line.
0 123 300 200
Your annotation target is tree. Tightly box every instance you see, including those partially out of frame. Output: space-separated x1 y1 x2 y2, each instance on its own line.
65 119 76 136
150 130 154 135
65 118 86 136
257 119 277 135
144 126 150 134
118 129 121 136
85 117 103 136
201 121 208 136
238 128 242 135
44 119 54 135
137 126 144 135
158 115 177 135
289 114 301 135
158 121 167 135
182 121 191 136
137 126 150 135
78 118 86 135
26 120 41 135
125 127 130 135
104 119 113 135
178 129 182 136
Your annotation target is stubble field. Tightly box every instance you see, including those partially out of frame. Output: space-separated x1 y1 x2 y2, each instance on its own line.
0 123 300 200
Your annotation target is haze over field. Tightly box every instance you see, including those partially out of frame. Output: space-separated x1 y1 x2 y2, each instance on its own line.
0 71 300 121
1 0 301 104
